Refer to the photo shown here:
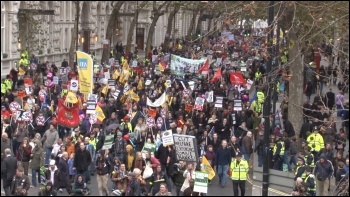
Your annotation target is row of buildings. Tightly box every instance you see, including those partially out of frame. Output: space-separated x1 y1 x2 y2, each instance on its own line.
1 1 217 77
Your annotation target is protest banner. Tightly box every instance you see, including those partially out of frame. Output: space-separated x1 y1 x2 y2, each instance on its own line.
233 100 242 111
193 171 209 193
70 80 79 91
170 54 206 76
77 51 94 96
162 130 174 147
173 134 198 162
214 96 223 108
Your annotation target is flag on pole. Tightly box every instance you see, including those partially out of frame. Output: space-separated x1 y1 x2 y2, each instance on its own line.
209 68 222 83
95 105 106 122
198 59 209 74
101 84 109 95
201 156 216 180
158 62 167 72
122 59 130 71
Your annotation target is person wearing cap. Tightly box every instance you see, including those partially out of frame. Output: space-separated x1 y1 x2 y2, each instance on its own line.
304 146 315 171
294 156 306 181
45 160 60 190
125 172 141 196
230 152 249 196
38 181 57 196
111 131 127 163
272 134 285 171
313 153 334 196
301 165 316 196
306 126 324 163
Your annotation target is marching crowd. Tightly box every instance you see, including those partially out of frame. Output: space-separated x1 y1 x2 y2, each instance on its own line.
1 28 349 197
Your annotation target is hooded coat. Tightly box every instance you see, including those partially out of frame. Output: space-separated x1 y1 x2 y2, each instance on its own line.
29 140 44 170
313 153 334 181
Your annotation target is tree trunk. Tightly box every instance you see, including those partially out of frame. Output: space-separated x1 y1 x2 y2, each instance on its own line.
145 14 161 55
186 9 199 40
287 26 304 146
207 18 212 33
195 10 204 35
126 1 148 55
163 4 180 51
69 1 80 68
101 1 125 63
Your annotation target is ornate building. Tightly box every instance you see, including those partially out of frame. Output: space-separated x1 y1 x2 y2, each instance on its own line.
1 1 212 77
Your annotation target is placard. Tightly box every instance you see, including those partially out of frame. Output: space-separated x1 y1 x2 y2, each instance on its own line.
59 67 67 76
216 58 222 65
205 91 214 103
102 134 114 150
152 55 158 63
53 76 59 85
194 97 205 111
233 99 242 111
104 71 110 79
112 90 120 100
156 117 163 129
23 78 33 86
141 142 156 156
193 171 208 193
214 96 224 108
86 100 97 114
87 94 98 103
165 80 171 88
132 61 138 67
173 134 198 162
89 114 97 124
25 87 33 95
162 130 174 146
70 80 79 91
146 117 155 128
108 79 116 87
231 113 236 125
160 108 166 119
183 89 191 98
17 91 26 98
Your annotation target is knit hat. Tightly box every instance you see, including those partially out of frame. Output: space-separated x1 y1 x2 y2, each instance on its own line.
126 144 133 150
117 131 122 136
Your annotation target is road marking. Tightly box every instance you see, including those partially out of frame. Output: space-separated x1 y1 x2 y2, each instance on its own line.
247 176 290 196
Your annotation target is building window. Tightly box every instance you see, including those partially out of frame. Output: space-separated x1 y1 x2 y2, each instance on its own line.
60 2 64 20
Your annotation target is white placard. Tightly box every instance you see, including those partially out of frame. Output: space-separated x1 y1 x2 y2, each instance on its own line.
70 80 79 91
87 94 98 103
193 171 208 193
53 76 59 85
152 55 158 63
216 58 222 65
205 91 214 103
162 130 174 146
112 90 120 99
173 134 198 162
246 79 253 90
132 61 138 67
104 71 110 79
233 99 242 111
214 96 223 108
25 87 33 95
165 80 171 88
194 97 205 111
188 81 195 91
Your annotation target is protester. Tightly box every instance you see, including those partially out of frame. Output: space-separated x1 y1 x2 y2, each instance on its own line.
10 166 31 196
1 148 17 196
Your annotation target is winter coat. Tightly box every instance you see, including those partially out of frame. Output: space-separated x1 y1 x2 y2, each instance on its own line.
29 140 44 170
73 148 92 171
57 157 70 188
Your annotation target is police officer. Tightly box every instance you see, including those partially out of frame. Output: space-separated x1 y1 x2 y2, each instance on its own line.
1 79 7 97
301 165 316 196
230 153 249 196
304 146 315 171
306 126 324 163
254 70 262 85
256 88 265 110
4 76 12 93
294 156 307 181
272 134 285 171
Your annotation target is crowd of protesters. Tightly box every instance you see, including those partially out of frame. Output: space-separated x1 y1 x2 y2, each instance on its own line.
1 27 349 197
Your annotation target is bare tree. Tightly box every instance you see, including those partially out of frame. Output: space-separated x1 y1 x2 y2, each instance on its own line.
125 1 149 55
145 1 170 55
163 1 181 51
68 1 80 68
101 1 126 63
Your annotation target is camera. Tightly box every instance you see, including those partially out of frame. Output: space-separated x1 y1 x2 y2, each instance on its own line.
173 163 181 171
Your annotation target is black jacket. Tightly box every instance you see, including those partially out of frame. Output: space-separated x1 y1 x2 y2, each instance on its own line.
313 154 334 181
283 119 296 137
125 179 141 196
74 148 92 171
95 157 111 175
57 157 70 188
1 155 17 181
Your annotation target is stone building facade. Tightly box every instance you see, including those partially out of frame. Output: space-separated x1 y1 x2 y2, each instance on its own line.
1 1 214 77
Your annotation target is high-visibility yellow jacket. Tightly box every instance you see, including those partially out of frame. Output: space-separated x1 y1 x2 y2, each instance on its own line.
230 159 249 181
306 133 324 152
257 91 265 103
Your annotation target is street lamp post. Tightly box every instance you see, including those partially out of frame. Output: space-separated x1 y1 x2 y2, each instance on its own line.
262 1 274 196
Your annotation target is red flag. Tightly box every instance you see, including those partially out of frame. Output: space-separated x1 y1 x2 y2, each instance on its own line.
198 59 209 74
135 66 143 75
57 99 80 128
158 62 167 72
229 72 246 85
210 68 222 83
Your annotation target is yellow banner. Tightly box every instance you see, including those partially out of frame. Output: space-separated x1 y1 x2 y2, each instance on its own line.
76 51 93 96
201 156 216 180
